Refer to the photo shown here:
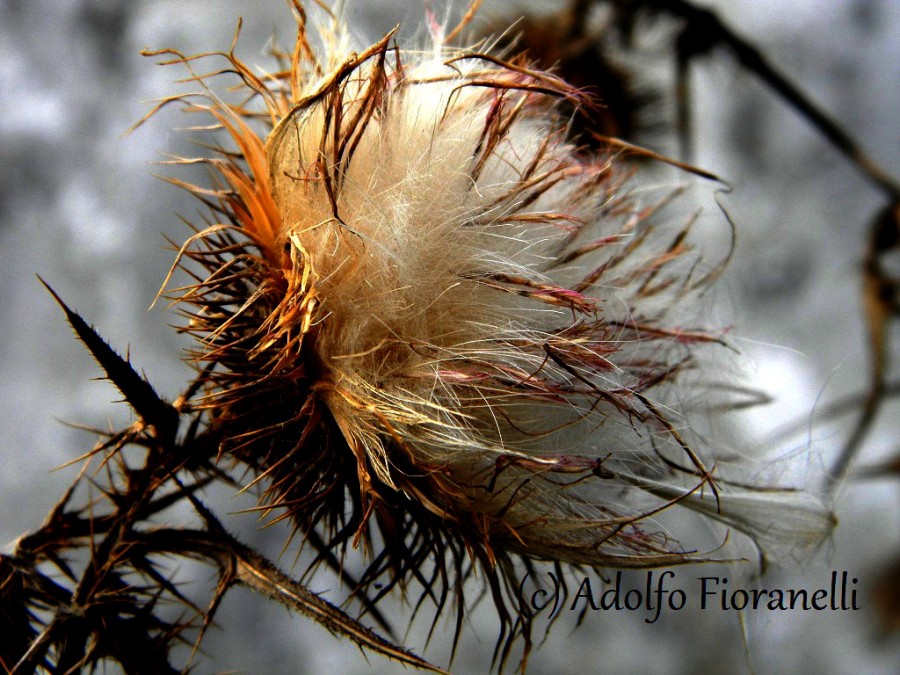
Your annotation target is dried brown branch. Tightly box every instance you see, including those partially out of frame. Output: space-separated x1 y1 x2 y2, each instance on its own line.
828 202 900 490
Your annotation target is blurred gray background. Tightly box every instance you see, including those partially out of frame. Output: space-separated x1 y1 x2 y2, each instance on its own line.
1 0 899 673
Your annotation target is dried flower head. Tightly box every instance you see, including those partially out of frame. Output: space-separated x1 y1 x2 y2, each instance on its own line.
142 1 833 668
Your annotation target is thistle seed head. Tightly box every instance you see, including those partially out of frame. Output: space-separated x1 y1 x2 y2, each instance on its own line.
147 2 833 665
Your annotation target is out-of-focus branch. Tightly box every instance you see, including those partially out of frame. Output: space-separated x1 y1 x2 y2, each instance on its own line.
606 0 900 200
829 202 900 491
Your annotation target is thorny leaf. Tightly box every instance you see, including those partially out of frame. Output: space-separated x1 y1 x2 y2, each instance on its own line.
38 277 180 444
